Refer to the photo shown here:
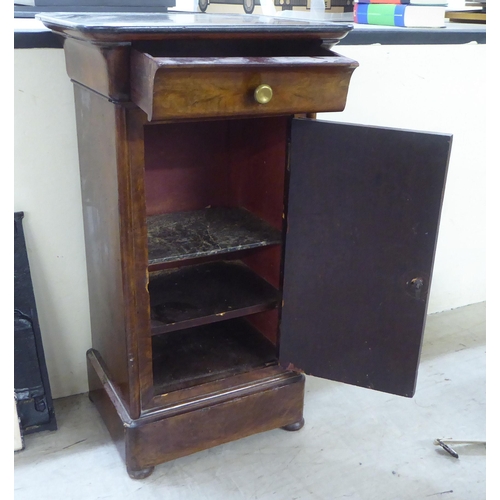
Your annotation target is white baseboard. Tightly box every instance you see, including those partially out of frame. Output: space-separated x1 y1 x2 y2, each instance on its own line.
14 399 24 452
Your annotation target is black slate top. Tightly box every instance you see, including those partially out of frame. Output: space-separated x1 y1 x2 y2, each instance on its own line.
34 12 353 42
36 11 346 31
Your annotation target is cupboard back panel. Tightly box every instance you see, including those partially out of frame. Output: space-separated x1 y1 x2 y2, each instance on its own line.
144 120 231 215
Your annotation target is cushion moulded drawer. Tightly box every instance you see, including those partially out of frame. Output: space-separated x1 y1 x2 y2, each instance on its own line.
130 49 359 121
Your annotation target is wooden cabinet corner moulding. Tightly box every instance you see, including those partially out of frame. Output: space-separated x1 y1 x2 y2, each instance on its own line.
37 12 452 479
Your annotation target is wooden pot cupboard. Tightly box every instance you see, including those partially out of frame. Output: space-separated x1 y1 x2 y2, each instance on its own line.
38 12 452 479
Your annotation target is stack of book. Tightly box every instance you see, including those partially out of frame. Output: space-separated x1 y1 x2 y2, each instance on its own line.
354 0 448 27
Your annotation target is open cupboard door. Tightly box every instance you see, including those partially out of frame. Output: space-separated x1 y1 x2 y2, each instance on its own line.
279 119 452 397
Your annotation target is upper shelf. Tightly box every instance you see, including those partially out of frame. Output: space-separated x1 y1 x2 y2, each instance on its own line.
147 207 282 267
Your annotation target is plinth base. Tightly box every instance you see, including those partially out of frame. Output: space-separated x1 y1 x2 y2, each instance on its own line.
87 349 305 478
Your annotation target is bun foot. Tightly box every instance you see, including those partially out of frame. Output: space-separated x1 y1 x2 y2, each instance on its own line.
281 418 305 432
127 466 155 480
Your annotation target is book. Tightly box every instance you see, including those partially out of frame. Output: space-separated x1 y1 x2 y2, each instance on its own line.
354 3 446 26
356 0 447 5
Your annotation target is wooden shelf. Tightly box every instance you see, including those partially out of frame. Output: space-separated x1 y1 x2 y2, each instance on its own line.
149 260 280 335
152 318 277 395
147 207 282 266
446 11 486 23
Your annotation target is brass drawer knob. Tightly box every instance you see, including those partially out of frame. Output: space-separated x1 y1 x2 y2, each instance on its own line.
254 84 273 104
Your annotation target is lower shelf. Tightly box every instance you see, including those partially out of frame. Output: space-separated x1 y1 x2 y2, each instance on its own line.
152 318 277 395
149 260 280 335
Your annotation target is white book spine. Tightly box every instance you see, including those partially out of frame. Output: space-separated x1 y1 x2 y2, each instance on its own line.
404 6 446 26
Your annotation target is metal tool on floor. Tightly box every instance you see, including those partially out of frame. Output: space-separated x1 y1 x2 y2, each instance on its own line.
434 439 486 458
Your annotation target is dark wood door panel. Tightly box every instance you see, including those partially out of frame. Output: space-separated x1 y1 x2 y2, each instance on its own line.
280 119 452 397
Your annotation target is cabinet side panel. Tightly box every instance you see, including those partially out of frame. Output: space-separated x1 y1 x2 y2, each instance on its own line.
281 119 451 397
73 85 131 408
228 116 288 232
64 38 130 101
123 107 154 410
229 117 289 345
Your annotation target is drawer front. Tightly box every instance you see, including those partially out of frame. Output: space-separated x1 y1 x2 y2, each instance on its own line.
131 50 358 121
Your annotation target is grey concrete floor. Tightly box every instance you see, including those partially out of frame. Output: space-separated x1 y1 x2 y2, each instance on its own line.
14 302 486 499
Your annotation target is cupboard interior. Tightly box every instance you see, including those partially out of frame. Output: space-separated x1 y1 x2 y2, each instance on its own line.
143 116 289 394
133 38 336 59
